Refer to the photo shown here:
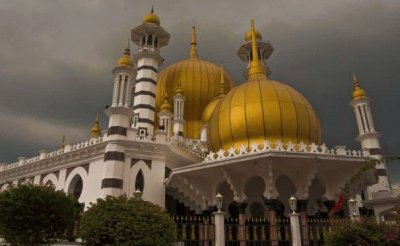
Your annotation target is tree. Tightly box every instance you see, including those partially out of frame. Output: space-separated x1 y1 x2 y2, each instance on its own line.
0 183 78 245
80 195 177 246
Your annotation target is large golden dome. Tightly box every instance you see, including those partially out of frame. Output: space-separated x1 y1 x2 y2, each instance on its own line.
156 26 235 139
207 20 321 151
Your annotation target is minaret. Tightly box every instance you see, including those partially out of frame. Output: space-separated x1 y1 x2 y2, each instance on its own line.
237 25 273 79
350 74 390 192
351 74 380 151
90 113 101 140
173 82 185 138
157 93 173 141
102 45 135 197
131 7 170 139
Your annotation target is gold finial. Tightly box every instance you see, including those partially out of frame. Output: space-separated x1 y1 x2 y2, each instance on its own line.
175 81 184 95
189 26 199 58
143 6 160 25
219 64 227 95
352 73 359 88
151 5 154 13
352 73 367 99
248 19 267 78
161 92 171 112
60 135 65 149
90 113 101 138
118 43 132 66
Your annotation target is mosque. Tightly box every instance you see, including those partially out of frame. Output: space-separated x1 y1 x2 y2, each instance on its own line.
0 9 394 220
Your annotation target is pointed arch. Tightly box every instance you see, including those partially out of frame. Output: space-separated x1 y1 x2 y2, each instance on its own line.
135 169 144 192
130 160 152 200
64 166 88 202
42 173 58 188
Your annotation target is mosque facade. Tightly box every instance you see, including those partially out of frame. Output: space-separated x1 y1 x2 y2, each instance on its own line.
0 9 394 220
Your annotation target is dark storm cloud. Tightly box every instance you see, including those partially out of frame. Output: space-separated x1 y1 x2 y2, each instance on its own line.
0 0 399 181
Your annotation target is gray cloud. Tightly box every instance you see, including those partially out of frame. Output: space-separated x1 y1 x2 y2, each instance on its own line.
0 0 399 182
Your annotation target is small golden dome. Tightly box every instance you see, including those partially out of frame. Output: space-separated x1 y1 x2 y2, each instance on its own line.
352 73 367 99
160 93 172 112
156 27 235 139
175 82 184 96
117 47 132 66
90 113 101 138
207 20 321 152
143 7 160 26
245 29 262 41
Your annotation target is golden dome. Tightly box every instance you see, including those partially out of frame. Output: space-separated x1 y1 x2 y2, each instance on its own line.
143 7 160 26
207 20 321 152
117 47 132 67
352 73 367 99
245 29 262 41
160 93 172 112
90 113 101 138
156 26 235 139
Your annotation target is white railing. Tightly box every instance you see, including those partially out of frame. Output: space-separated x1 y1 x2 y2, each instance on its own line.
0 136 105 172
204 141 369 163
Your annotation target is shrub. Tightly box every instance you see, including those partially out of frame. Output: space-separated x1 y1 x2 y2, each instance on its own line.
0 184 78 245
80 195 176 246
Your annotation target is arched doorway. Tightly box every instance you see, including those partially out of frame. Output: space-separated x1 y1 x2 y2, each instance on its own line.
245 176 266 218
135 169 144 193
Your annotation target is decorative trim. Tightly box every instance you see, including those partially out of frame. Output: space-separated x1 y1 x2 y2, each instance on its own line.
136 77 157 85
101 178 123 189
66 163 89 178
137 65 157 73
133 104 155 111
107 126 127 136
104 151 125 162
133 91 156 98
131 159 152 169
138 118 154 125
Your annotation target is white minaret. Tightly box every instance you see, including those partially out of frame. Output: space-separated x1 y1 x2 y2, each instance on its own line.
157 93 173 141
237 26 273 78
131 8 170 139
350 74 390 193
102 46 135 197
173 83 185 138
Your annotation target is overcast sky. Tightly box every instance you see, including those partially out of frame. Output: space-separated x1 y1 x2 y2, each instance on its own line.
0 0 399 182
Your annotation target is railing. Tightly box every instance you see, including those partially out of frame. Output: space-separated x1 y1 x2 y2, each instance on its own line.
174 216 214 246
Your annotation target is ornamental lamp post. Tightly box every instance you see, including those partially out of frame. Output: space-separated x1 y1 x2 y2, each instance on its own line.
288 195 301 246
214 193 225 246
216 193 223 212
289 195 297 213
348 198 357 220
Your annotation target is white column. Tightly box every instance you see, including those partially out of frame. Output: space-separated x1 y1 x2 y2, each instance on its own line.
124 77 131 108
112 77 119 107
364 105 375 132
118 75 126 107
289 213 302 246
359 104 369 132
213 211 225 246
354 108 364 135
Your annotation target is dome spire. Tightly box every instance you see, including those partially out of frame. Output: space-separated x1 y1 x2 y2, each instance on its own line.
352 73 367 99
219 64 227 95
248 19 267 79
160 92 171 112
189 26 199 58
90 112 101 138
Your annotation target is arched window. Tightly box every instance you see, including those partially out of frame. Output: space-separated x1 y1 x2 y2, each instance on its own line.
147 35 153 46
67 175 83 199
135 169 144 192
141 36 146 46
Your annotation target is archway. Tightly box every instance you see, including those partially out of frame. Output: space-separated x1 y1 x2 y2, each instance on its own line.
217 181 235 216
245 176 266 218
135 169 144 193
307 177 327 216
275 175 296 216
67 174 83 199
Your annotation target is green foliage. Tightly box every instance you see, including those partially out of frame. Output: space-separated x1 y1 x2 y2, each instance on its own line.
324 218 400 246
0 184 78 245
80 195 177 246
